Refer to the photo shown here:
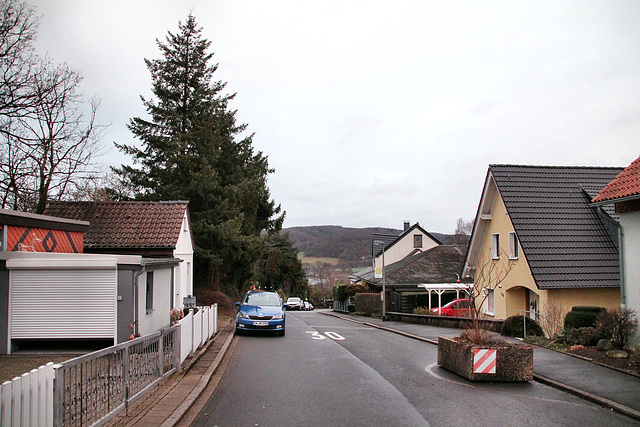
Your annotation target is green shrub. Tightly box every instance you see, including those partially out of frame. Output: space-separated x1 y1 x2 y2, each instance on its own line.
564 306 606 330
565 327 600 346
413 306 435 315
334 284 349 302
572 306 608 314
501 315 544 338
595 308 638 348
354 293 382 316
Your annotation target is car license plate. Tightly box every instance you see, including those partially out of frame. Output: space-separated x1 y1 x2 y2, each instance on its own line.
253 321 268 326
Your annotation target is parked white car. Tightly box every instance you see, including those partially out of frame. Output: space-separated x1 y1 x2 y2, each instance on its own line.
286 297 303 310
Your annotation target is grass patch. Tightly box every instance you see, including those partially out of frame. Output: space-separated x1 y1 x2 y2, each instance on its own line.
299 256 340 266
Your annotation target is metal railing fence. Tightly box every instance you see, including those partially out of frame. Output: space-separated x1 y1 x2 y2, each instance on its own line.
1 303 217 427
54 326 180 427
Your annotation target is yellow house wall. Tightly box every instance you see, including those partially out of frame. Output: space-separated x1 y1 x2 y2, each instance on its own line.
546 288 620 313
474 187 620 320
475 191 538 319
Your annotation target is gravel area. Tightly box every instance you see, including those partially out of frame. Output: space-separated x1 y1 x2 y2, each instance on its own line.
0 354 78 383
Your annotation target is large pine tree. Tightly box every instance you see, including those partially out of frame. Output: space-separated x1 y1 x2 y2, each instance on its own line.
114 14 283 296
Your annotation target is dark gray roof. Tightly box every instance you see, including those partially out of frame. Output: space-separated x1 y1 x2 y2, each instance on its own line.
352 245 464 288
490 165 623 289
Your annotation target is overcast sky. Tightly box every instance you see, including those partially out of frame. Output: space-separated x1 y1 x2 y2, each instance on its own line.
29 0 640 233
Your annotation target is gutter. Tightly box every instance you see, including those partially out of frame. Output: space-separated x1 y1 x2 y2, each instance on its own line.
133 264 147 336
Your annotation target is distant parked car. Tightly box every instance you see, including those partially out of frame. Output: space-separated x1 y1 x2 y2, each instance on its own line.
235 291 286 336
432 298 472 317
303 301 314 310
286 297 303 310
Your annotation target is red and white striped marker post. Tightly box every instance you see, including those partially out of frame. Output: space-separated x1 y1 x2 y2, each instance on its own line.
473 349 497 374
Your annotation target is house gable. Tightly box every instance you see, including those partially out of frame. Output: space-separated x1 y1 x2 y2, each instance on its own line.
465 165 623 290
373 223 441 269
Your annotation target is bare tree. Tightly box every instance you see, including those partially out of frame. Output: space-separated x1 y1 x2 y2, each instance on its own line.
0 59 106 213
465 248 515 320
0 0 40 120
451 217 474 248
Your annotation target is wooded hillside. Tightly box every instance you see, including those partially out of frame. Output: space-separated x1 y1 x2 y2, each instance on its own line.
283 225 449 263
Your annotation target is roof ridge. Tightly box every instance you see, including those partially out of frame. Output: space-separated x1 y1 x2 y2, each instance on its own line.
490 164 622 170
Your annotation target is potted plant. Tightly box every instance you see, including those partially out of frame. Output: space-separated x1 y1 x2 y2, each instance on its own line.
437 250 533 381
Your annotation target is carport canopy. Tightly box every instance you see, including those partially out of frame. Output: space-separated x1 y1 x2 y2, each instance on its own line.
416 283 471 311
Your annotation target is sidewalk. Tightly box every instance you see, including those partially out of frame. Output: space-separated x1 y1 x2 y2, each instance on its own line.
108 311 640 425
325 311 640 421
105 321 236 427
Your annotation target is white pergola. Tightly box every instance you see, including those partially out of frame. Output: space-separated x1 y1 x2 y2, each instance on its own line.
417 283 472 311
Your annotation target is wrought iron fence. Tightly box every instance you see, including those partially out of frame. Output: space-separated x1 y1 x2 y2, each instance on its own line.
53 326 180 426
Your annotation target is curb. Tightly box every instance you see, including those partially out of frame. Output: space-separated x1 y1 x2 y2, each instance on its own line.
533 373 640 421
161 323 236 427
322 311 640 422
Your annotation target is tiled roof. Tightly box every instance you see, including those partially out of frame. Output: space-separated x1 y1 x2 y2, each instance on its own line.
44 201 188 250
352 245 465 287
592 155 640 203
490 165 623 289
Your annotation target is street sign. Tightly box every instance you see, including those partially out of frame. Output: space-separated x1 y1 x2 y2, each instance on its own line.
374 267 382 278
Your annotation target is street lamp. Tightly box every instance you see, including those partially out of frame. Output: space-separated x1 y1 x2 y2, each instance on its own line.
373 240 386 319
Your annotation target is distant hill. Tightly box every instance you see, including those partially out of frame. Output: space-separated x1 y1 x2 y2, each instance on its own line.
283 225 450 263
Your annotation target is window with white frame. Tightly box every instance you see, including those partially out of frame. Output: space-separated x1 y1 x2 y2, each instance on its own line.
491 233 500 259
484 288 495 315
413 234 422 248
509 232 519 259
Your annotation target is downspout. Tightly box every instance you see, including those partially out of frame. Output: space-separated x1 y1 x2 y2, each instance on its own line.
596 206 625 308
133 264 147 337
618 225 626 308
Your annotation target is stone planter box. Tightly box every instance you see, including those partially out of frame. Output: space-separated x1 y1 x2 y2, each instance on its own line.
437 336 533 382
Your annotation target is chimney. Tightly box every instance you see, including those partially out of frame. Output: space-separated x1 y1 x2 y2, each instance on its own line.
404 220 410 231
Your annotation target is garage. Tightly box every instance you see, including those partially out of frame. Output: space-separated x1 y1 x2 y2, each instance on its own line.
7 256 118 348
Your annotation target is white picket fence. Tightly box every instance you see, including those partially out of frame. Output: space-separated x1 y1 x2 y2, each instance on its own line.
0 304 217 427
179 304 218 363
1 363 55 427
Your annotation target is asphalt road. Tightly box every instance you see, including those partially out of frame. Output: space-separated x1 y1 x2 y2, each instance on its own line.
192 310 638 427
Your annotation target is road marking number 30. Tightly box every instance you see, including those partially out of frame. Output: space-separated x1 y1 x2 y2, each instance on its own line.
306 331 345 340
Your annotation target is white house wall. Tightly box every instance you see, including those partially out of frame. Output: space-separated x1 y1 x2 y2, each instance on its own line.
137 267 173 335
374 230 439 270
621 210 640 343
173 211 194 307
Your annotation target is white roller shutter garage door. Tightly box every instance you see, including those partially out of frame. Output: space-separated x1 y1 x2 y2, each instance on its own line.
10 267 117 340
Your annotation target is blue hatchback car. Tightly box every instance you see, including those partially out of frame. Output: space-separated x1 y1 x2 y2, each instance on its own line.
235 291 287 336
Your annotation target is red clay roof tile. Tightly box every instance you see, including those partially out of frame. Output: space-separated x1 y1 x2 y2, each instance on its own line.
44 201 188 249
593 155 640 203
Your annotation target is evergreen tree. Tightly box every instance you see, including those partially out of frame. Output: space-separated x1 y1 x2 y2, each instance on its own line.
114 14 283 295
254 233 308 298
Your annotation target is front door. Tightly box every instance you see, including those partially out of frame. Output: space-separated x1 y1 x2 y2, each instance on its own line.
528 290 539 321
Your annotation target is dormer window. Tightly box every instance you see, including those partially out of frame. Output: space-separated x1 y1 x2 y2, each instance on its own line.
414 234 422 248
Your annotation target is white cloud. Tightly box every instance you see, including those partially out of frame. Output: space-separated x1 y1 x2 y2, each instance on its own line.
28 0 640 233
